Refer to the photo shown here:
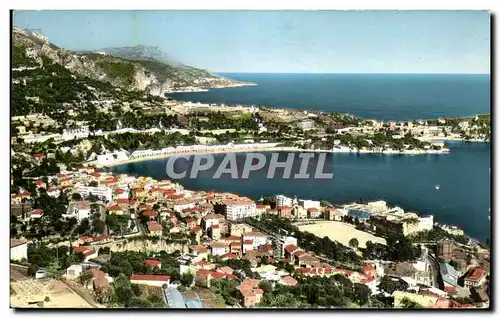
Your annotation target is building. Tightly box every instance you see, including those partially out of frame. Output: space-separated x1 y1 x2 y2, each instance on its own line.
229 223 254 236
129 274 171 287
278 206 293 219
296 119 315 130
464 267 486 288
441 225 465 237
147 221 163 236
242 231 268 248
211 242 229 256
419 215 434 232
439 262 460 288
30 209 43 219
237 278 264 308
75 186 113 202
72 201 91 221
222 199 257 221
10 238 28 261
298 199 320 210
324 208 343 221
65 264 83 278
275 194 294 208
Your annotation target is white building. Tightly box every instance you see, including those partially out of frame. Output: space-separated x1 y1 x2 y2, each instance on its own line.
173 200 197 213
296 119 315 130
10 239 28 261
223 200 257 221
298 199 320 210
242 231 269 248
275 194 295 208
75 186 113 202
419 215 434 232
68 201 91 221
96 151 130 166
65 264 83 278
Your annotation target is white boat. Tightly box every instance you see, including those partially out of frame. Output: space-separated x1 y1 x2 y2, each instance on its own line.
435 184 440 190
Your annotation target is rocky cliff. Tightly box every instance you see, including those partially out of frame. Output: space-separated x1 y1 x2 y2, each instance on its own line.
12 26 245 96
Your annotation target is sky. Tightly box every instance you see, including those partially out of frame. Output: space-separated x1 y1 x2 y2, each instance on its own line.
13 10 490 74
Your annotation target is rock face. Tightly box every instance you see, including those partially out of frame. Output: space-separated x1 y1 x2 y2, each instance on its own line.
12 26 245 96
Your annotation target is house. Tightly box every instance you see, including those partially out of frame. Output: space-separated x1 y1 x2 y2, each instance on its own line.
73 201 91 221
35 179 46 189
143 210 158 220
211 242 229 256
185 217 197 229
86 268 110 292
210 224 221 240
278 206 293 219
464 266 486 288
30 209 43 219
237 278 264 308
221 253 238 261
278 275 298 287
131 187 148 199
10 238 28 261
46 188 61 198
32 153 45 161
221 199 257 221
143 259 162 269
107 204 124 215
307 208 322 219
324 208 343 221
195 269 234 288
439 262 460 288
147 221 163 236
216 266 234 275
242 231 268 249
129 274 170 287
66 264 83 278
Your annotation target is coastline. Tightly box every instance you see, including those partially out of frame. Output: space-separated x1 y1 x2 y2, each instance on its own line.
166 82 257 94
100 145 450 168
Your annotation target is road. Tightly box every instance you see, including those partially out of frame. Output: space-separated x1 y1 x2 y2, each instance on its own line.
98 204 108 235
426 252 442 289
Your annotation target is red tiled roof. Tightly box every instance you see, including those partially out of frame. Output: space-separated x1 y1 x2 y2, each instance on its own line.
73 246 89 254
284 244 297 254
31 209 43 215
280 275 298 286
212 224 220 229
143 210 158 218
116 198 130 204
32 153 45 158
466 267 485 281
222 253 238 260
90 172 101 177
211 271 226 279
191 226 201 232
35 180 45 185
143 259 162 268
108 205 122 211
114 188 126 194
129 274 170 281
307 208 319 212
132 187 144 193
243 240 253 245
147 221 162 231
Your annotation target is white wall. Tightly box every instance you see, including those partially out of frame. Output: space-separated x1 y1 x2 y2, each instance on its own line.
10 243 28 261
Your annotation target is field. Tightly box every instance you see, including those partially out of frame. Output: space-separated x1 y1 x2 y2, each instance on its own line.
297 220 386 249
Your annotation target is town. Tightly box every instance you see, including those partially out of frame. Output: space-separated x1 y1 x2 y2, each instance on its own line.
10 23 491 310
10 164 490 308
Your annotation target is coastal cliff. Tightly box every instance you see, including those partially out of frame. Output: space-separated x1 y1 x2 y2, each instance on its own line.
12 26 248 96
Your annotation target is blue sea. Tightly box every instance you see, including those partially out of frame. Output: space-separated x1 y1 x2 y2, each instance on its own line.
115 73 491 242
170 73 490 121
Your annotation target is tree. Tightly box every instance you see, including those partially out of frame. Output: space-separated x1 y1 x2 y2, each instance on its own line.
72 193 82 201
112 273 135 307
348 238 359 250
79 270 94 288
258 280 273 294
181 272 194 287
400 297 423 308
92 219 106 234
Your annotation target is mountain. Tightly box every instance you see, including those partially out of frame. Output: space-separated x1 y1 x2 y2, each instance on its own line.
92 45 186 68
12 26 246 97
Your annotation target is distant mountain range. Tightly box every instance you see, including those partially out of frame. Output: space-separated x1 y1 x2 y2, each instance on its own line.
90 45 187 68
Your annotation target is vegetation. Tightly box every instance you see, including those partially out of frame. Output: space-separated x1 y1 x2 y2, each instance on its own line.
408 225 469 245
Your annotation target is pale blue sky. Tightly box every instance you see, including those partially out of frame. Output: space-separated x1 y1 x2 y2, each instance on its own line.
13 10 490 74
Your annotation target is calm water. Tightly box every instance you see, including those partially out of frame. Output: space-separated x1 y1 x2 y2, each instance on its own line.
111 141 491 242
169 73 490 121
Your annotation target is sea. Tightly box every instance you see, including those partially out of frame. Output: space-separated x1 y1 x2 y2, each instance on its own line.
113 74 491 242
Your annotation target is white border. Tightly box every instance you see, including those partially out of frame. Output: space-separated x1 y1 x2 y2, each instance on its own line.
2 1 498 318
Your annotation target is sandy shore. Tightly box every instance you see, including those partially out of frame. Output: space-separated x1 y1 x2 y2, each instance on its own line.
297 220 386 249
99 145 451 168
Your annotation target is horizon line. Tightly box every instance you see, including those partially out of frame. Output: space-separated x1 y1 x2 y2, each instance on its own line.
214 72 490 75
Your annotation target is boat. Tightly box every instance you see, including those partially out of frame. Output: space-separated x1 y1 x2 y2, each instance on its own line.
435 184 440 190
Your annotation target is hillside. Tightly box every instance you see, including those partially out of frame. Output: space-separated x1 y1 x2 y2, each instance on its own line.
12 27 245 97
